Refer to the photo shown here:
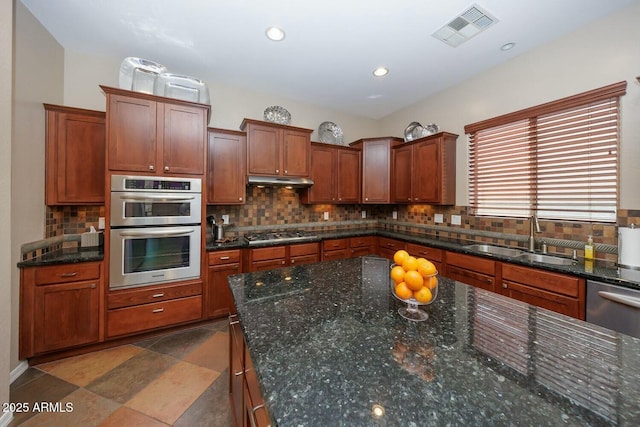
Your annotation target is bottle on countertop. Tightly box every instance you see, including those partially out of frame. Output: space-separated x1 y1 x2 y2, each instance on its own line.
584 235 595 260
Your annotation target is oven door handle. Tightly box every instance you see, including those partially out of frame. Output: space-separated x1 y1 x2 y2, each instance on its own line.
118 228 195 237
597 291 640 309
120 194 197 202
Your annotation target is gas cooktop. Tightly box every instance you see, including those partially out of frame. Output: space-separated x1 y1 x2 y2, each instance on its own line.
244 230 318 245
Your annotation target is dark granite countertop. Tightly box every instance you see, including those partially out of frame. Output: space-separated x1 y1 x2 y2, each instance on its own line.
17 247 104 268
229 256 640 426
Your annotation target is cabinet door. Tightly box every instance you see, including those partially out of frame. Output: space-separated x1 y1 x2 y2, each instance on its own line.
303 143 334 203
34 280 100 354
208 130 246 204
45 106 105 205
392 144 413 203
207 263 240 318
107 94 158 172
413 140 439 202
162 103 206 175
247 124 280 175
282 129 310 177
362 139 392 203
229 315 245 427
336 148 360 203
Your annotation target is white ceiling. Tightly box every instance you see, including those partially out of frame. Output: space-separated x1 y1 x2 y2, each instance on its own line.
20 0 638 119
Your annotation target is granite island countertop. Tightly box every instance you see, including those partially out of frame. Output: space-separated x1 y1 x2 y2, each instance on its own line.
229 256 640 426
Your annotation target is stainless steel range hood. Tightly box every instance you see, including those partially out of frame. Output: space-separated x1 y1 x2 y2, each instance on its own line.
247 175 314 188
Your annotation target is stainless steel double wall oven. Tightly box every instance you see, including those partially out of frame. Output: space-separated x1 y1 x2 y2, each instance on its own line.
109 175 202 290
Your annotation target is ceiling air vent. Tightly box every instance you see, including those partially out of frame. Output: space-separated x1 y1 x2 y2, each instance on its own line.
432 3 498 47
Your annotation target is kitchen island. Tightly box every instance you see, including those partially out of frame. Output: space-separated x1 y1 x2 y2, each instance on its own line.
228 256 640 426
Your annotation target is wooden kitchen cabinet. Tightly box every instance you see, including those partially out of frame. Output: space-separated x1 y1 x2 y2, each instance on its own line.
289 242 320 265
241 118 312 178
207 250 242 318
207 128 246 204
350 236 376 257
44 104 106 205
103 86 209 175
501 263 585 320
322 238 350 261
350 137 402 204
406 242 443 273
377 237 407 260
392 132 457 204
301 143 360 204
445 251 498 292
246 243 320 271
20 262 103 358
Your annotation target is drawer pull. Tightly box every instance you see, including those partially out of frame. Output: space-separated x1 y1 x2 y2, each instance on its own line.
219 256 231 260
234 370 243 377
90 283 96 289
152 293 165 298
59 272 78 278
152 308 164 313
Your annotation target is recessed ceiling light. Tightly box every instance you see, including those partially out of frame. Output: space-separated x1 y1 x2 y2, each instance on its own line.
500 42 515 51
373 67 389 77
266 26 285 41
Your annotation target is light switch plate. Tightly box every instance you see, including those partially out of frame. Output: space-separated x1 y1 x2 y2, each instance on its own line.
434 213 444 223
222 214 230 224
98 217 105 230
324 211 329 221
451 215 462 225
392 211 398 220
361 210 366 219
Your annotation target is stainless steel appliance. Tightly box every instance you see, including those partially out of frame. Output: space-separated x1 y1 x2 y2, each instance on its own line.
586 279 640 338
110 175 202 290
244 230 318 245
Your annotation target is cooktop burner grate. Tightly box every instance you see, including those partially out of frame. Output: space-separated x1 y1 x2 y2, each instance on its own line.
244 230 318 245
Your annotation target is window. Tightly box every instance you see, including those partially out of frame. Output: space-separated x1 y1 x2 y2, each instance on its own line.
465 81 627 222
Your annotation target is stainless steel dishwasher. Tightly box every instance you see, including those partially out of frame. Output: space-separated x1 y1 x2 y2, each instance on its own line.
586 279 640 339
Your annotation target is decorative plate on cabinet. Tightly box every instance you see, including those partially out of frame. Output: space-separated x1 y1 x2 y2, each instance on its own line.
263 106 291 125
318 121 344 145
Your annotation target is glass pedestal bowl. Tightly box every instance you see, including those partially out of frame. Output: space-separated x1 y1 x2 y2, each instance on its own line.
390 269 438 322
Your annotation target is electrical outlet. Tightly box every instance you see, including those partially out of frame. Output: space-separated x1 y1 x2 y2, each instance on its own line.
361 210 366 219
323 211 329 221
222 214 230 224
392 211 398 220
98 217 105 230
451 215 462 226
434 213 444 224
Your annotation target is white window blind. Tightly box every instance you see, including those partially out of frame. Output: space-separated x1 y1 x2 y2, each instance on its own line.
465 82 627 222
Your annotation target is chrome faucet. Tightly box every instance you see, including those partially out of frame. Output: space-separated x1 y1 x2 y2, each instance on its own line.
529 214 541 252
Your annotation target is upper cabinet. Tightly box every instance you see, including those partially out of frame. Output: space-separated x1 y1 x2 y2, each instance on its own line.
392 132 457 205
102 86 210 176
44 104 106 205
301 142 361 204
240 119 312 178
350 137 403 204
207 128 246 205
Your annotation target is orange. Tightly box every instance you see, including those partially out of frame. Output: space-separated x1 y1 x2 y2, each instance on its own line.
418 260 437 277
416 257 428 265
424 276 438 290
393 250 409 266
390 266 405 284
414 287 433 304
394 282 413 300
404 270 424 291
402 256 419 272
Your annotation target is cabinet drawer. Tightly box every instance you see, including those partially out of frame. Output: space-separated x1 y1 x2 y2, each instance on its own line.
107 295 202 337
502 263 581 298
34 262 100 285
378 237 406 251
208 249 241 266
447 265 495 292
289 242 319 257
406 243 443 262
322 239 349 251
107 282 202 309
290 254 319 265
250 246 287 261
350 236 375 248
502 280 581 319
445 251 496 276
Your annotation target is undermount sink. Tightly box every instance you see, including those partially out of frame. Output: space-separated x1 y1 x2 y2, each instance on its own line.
463 244 525 258
514 252 576 266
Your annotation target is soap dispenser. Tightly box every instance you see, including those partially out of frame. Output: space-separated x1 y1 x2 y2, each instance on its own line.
584 235 595 260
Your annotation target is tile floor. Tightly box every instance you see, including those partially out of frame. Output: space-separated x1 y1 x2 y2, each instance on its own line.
9 319 233 426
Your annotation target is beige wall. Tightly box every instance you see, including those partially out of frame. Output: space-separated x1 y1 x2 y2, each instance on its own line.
380 1 640 209
10 0 64 374
62 51 382 143
1 0 13 418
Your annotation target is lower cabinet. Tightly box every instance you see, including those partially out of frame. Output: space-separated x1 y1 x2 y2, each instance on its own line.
444 251 497 292
207 249 241 318
106 281 203 338
322 238 350 261
377 237 407 260
20 262 103 359
289 242 320 265
246 243 320 271
406 242 443 273
349 236 376 257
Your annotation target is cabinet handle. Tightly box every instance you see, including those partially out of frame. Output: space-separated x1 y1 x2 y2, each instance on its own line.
281 260 285 264
164 166 170 171
152 308 164 313
219 256 230 260
152 293 165 298
408 198 411 201
250 405 266 427
148 165 154 171
487 279 493 284
502 283 507 288
291 259 295 263
59 272 77 278
234 370 243 377
90 283 96 289
365 197 369 201
284 170 288 175
239 197 243 201
275 169 279 173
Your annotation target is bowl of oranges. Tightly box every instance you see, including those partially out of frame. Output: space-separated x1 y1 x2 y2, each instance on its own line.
390 249 438 322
